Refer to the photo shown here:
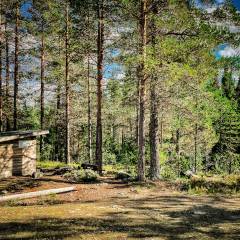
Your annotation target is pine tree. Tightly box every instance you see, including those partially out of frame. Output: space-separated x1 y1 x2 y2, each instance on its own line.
13 1 20 130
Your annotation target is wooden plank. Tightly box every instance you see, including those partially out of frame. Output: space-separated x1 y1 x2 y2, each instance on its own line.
0 187 76 202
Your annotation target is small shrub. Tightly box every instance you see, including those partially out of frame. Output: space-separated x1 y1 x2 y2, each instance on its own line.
160 166 177 180
177 174 240 194
115 171 132 180
104 151 117 165
82 169 99 182
63 169 99 183
115 171 136 182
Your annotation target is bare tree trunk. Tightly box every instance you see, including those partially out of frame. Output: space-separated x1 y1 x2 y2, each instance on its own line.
55 37 62 162
0 3 3 132
160 119 163 149
121 128 124 149
65 1 70 164
194 123 198 173
138 0 148 182
236 76 240 108
149 79 160 179
149 3 160 180
176 128 180 177
136 77 140 145
13 2 20 130
87 8 92 163
55 82 61 161
95 0 104 175
228 158 232 175
40 23 45 157
5 19 10 131
87 55 92 163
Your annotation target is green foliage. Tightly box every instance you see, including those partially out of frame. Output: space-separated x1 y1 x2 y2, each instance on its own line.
160 165 178 180
104 137 138 165
178 175 240 194
37 161 67 169
19 107 40 130
63 169 99 183
2 0 240 180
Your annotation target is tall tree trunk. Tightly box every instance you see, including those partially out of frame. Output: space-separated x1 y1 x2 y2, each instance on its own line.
87 55 92 163
138 0 148 182
228 158 232 174
236 76 240 108
5 19 10 131
135 77 140 145
55 82 61 161
194 123 198 173
40 23 45 157
54 36 62 161
149 2 160 180
87 8 92 163
160 119 163 149
95 0 104 175
149 83 160 180
13 2 20 130
55 36 62 162
0 3 3 132
65 1 70 164
176 128 180 177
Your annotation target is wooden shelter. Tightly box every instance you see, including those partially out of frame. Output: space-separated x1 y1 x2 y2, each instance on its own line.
0 130 49 179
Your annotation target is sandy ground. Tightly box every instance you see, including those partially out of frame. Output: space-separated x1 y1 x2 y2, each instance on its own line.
0 176 239 240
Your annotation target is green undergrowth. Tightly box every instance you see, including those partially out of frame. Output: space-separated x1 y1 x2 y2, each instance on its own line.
63 169 99 183
177 174 240 194
104 164 136 175
2 194 64 207
37 161 78 169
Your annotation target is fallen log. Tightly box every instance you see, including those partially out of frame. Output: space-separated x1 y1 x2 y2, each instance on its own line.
0 187 76 202
81 163 99 171
55 167 75 175
38 167 75 176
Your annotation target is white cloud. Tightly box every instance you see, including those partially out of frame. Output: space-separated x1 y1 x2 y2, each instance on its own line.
205 7 217 13
218 46 240 58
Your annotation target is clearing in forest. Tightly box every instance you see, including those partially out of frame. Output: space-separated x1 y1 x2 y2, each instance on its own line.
0 176 239 240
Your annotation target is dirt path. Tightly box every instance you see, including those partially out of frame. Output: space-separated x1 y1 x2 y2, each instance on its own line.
0 177 239 239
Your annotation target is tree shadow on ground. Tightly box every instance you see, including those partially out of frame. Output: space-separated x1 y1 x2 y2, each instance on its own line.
0 195 239 240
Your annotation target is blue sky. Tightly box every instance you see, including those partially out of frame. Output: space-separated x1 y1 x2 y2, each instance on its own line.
21 1 32 19
232 0 240 10
215 44 229 60
21 0 240 19
195 0 240 10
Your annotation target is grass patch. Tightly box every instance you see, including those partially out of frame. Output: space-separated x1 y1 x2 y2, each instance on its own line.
37 161 67 169
104 164 136 176
177 174 240 194
37 161 78 169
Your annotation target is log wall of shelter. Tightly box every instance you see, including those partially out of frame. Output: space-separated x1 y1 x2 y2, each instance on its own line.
0 139 36 179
